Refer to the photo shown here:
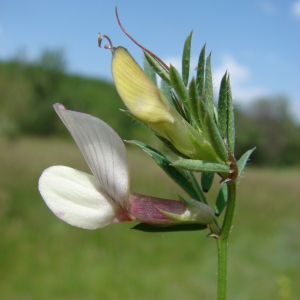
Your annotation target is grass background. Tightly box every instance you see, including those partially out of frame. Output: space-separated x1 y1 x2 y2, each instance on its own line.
0 136 299 299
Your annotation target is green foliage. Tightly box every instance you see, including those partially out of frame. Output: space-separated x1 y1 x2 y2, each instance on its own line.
172 159 229 173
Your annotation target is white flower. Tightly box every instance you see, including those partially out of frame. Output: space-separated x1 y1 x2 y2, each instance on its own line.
38 104 214 230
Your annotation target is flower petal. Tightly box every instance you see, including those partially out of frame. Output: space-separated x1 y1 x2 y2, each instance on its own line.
54 103 129 210
39 166 122 229
112 47 175 124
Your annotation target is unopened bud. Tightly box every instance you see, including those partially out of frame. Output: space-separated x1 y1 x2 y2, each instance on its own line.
112 47 223 163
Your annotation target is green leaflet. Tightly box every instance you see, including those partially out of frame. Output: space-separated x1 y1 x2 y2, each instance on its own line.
204 111 228 163
144 51 170 84
169 65 190 121
201 172 215 193
143 53 157 86
204 53 215 114
131 223 207 232
172 159 229 173
182 31 193 86
160 78 172 105
196 44 206 98
126 140 201 200
217 73 235 153
188 78 202 128
237 148 256 177
227 76 235 152
217 72 228 139
215 184 227 216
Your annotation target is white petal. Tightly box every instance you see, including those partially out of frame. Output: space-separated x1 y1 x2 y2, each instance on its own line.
54 103 129 210
38 166 121 229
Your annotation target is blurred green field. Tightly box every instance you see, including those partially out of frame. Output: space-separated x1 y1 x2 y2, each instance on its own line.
0 136 299 300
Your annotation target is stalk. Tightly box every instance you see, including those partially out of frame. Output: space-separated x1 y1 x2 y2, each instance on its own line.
216 180 237 300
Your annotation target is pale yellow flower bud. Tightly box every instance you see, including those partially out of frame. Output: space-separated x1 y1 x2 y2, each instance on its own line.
112 47 222 163
112 46 174 124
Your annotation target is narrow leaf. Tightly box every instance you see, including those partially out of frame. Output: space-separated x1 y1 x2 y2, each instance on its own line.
169 65 189 110
131 223 207 232
204 53 215 114
182 30 193 86
227 76 235 152
143 53 157 86
204 112 228 162
201 173 215 193
160 79 172 105
237 148 256 177
144 51 170 84
217 72 228 139
196 44 206 97
215 184 227 216
197 96 207 128
189 78 201 128
172 159 229 173
127 140 200 200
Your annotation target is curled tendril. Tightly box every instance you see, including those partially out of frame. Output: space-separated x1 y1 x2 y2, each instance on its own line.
98 33 113 49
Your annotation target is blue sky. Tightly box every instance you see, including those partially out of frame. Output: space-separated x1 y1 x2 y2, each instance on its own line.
1 1 299 120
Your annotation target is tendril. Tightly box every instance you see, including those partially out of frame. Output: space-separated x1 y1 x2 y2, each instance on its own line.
98 33 113 50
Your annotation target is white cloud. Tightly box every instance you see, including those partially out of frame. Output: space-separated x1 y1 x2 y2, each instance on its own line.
162 56 182 73
258 1 277 15
213 54 268 105
291 1 300 19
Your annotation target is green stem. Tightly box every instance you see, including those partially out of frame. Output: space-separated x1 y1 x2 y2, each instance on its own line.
216 180 237 300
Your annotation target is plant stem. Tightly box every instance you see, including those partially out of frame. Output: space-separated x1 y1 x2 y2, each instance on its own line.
216 180 237 300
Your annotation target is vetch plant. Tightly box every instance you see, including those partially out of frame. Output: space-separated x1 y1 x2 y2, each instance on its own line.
39 8 255 300
39 104 215 229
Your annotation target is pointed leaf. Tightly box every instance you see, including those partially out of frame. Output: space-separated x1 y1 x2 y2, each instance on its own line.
54 103 130 210
169 65 190 118
182 30 193 86
204 53 215 114
197 96 207 128
237 148 256 177
196 44 206 98
38 166 120 229
215 184 227 216
160 78 173 105
131 223 207 232
201 173 215 193
217 72 228 139
188 78 201 128
172 159 229 173
144 51 170 84
227 76 235 152
143 53 157 85
204 112 228 162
